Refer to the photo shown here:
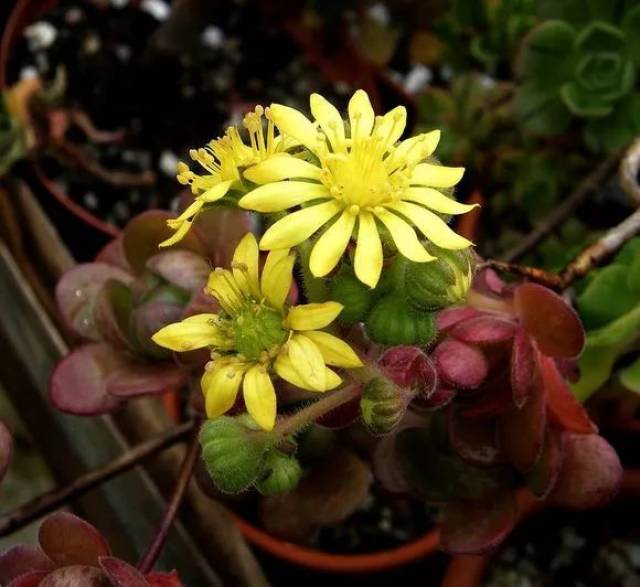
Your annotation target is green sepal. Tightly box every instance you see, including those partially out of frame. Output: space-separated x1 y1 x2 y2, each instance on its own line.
365 293 437 345
255 449 303 496
328 268 374 326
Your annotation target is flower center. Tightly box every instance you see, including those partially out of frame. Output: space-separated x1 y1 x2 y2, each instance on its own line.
233 305 287 361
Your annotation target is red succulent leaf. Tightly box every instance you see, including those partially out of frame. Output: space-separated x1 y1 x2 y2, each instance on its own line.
411 386 457 411
0 420 12 481
49 344 122 415
449 316 518 345
511 328 536 408
146 571 184 587
472 268 505 296
99 557 149 586
554 357 580 383
95 237 130 272
182 288 219 318
122 211 207 274
540 355 597 434
461 369 513 420
379 346 438 395
499 369 546 473
0 546 55 584
525 426 565 499
550 433 622 509
146 251 210 294
440 488 517 554
39 566 110 586
94 280 132 349
436 306 482 331
434 339 489 389
106 363 189 398
129 302 185 359
371 434 413 495
513 283 584 358
8 571 50 587
449 408 502 467
39 512 111 567
55 263 133 341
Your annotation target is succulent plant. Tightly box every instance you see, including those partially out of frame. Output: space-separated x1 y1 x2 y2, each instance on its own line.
0 512 182 586
516 2 640 150
50 208 250 415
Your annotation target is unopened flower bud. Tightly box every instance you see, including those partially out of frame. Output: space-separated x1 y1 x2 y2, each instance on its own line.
405 247 474 311
360 377 406 435
199 416 268 493
329 270 373 326
255 449 302 495
365 293 436 345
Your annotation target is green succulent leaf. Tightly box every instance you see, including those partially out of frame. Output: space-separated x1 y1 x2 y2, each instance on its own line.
516 21 576 88
584 93 640 151
561 82 615 116
622 5 640 64
515 83 572 135
620 357 640 392
575 21 626 53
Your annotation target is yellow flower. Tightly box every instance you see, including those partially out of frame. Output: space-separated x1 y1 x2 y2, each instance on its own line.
160 106 297 247
238 90 477 288
152 233 362 430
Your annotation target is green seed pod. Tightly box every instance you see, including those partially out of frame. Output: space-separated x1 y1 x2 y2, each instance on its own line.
405 247 474 311
254 449 303 495
199 417 268 493
365 293 437 345
329 270 373 326
360 377 406 435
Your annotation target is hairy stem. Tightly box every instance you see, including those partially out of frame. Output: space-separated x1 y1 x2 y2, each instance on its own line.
137 419 202 574
0 421 194 538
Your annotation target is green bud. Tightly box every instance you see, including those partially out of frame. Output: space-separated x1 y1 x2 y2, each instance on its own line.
405 247 474 311
329 270 373 326
254 449 303 495
365 293 437 345
199 417 269 493
360 377 406 435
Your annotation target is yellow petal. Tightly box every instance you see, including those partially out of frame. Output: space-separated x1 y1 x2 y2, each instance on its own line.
310 93 346 151
269 103 318 152
261 251 296 310
167 198 204 227
411 163 465 188
243 153 322 184
354 211 383 288
303 330 362 367
239 181 329 213
348 89 375 140
287 301 343 331
201 180 233 202
232 233 261 298
373 105 407 150
394 130 440 163
374 208 435 263
159 219 193 248
387 201 472 250
202 362 246 419
403 187 478 215
309 209 355 277
207 269 245 314
151 315 225 352
288 334 329 391
242 365 277 431
259 201 343 250
274 354 341 391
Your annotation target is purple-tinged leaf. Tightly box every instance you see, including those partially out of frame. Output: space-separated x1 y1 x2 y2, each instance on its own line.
39 566 110 586
461 369 513 419
372 434 412 495
449 316 518 345
94 280 132 349
511 328 536 408
146 570 184 587
499 371 546 473
436 306 482 331
122 211 207 274
55 263 132 340
95 237 130 271
0 420 12 481
39 512 111 567
183 288 219 318
550 433 622 509
106 363 188 398
0 546 54 583
440 489 516 554
146 251 210 294
525 426 565 499
434 339 488 389
514 283 584 358
555 357 580 383
449 408 502 467
472 268 505 296
129 301 184 359
8 571 50 587
99 557 149 586
49 345 122 415
192 208 253 267
379 346 438 396
411 386 456 412
541 355 597 434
